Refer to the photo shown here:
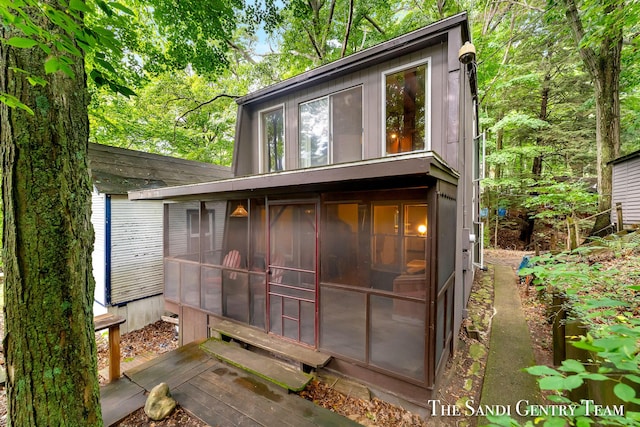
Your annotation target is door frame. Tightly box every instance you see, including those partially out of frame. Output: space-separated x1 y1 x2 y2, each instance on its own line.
266 198 319 347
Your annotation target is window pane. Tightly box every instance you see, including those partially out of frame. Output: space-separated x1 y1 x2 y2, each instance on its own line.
332 87 362 163
385 64 427 155
299 98 329 167
262 108 284 172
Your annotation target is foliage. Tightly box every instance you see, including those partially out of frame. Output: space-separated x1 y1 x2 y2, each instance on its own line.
514 243 640 426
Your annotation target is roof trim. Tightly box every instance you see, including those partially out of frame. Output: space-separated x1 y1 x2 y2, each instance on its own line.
236 12 470 106
610 149 640 165
129 152 458 201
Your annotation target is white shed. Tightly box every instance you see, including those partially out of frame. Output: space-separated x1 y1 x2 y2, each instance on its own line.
611 150 640 228
89 143 232 333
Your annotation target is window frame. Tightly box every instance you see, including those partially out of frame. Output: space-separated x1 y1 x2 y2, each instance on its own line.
381 58 432 156
258 104 286 174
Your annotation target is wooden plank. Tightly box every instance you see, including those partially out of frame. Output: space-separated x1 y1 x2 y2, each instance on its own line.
201 339 312 392
175 381 262 427
212 320 331 368
100 378 146 427
192 369 361 427
94 314 126 331
188 369 310 427
126 340 216 390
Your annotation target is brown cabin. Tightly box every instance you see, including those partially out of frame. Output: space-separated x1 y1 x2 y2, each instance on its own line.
130 12 481 405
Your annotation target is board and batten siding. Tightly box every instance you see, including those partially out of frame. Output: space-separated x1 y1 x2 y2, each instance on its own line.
612 155 640 226
91 190 108 306
109 195 164 304
240 42 448 175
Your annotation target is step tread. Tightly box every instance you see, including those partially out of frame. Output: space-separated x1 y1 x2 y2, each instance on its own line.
201 339 313 392
212 320 331 368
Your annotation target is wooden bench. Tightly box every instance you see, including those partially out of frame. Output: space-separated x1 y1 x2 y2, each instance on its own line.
94 313 126 383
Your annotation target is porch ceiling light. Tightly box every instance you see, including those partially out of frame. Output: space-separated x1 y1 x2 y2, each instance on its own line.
230 203 249 217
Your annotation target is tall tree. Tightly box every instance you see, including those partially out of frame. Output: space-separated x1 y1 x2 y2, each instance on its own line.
1 1 101 425
559 0 637 234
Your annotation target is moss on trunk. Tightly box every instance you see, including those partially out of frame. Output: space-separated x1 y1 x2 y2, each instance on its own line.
0 3 102 426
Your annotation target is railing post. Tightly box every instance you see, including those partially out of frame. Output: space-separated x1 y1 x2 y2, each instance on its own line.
616 202 623 232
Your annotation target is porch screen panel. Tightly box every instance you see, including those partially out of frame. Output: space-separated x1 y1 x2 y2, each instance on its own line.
167 202 200 260
321 203 358 285
370 294 425 381
332 86 362 164
320 287 366 361
437 195 456 290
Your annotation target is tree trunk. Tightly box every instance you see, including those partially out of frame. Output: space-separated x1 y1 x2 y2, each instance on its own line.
563 0 622 236
520 70 550 246
0 4 102 426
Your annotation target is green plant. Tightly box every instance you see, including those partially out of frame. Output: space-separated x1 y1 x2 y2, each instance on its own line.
513 246 640 426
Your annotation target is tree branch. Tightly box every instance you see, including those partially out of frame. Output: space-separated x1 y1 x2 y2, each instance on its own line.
226 40 256 65
562 0 598 79
363 14 385 35
341 0 354 58
173 94 239 142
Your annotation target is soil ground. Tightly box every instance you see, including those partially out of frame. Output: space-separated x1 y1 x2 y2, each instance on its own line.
0 249 554 426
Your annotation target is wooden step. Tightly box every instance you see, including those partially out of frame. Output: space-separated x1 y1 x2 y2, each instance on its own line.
200 339 313 392
211 319 332 369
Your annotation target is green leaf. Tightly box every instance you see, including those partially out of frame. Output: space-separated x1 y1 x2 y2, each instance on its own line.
571 340 604 352
559 359 586 373
581 373 609 381
69 0 92 13
539 375 566 390
575 417 593 427
44 57 60 74
0 93 34 115
6 37 38 48
543 417 568 427
526 365 561 376
629 285 640 291
625 374 640 384
95 0 113 16
109 2 135 15
563 375 584 390
27 76 47 87
614 382 636 402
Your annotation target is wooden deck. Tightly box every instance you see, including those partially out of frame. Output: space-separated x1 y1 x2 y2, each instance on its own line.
100 340 360 427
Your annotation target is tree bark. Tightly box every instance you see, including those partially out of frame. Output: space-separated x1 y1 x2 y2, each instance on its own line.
563 0 622 236
1 4 102 426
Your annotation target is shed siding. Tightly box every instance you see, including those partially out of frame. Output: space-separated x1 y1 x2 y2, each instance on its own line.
91 190 107 306
612 156 640 225
110 196 164 304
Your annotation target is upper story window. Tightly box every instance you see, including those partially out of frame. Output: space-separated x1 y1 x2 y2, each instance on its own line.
299 86 362 168
383 59 430 155
260 106 285 173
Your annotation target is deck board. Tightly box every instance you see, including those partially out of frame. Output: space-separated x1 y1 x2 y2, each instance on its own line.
201 339 312 392
101 338 358 427
125 340 215 390
212 320 332 368
100 378 146 427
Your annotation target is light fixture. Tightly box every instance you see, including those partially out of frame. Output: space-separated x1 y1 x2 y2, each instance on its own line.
418 224 427 236
230 203 248 217
458 41 476 65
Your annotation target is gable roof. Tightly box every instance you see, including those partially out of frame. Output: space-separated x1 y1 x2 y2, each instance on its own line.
89 143 232 194
236 12 471 106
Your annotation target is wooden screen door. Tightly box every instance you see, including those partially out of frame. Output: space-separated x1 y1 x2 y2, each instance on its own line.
267 201 318 346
